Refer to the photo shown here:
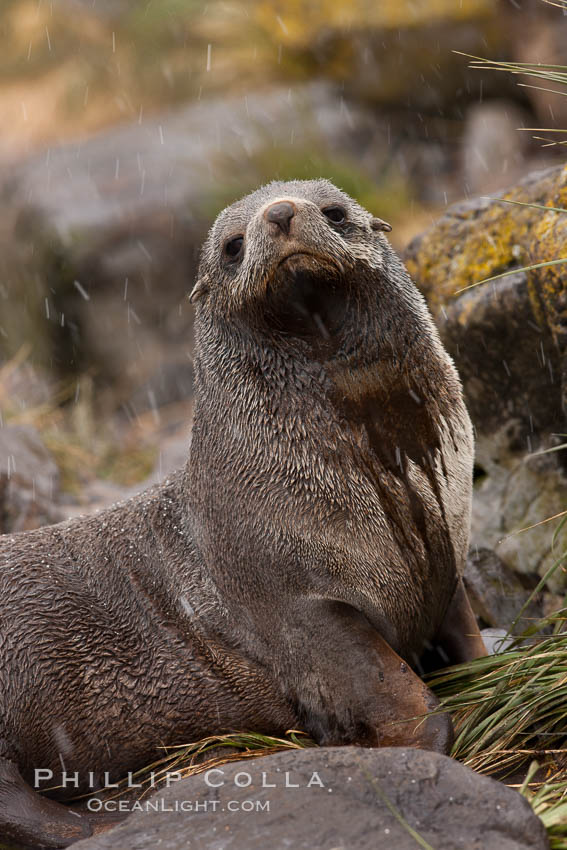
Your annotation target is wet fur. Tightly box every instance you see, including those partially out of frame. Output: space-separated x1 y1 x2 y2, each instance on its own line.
0 180 474 844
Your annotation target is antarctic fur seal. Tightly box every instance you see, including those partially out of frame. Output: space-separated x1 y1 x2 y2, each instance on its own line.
0 179 485 848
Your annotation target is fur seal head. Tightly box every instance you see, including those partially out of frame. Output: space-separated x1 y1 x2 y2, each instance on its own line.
189 179 396 348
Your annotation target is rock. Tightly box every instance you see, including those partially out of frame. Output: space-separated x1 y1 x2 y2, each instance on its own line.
405 164 567 590
481 628 515 655
0 424 62 532
404 163 567 338
462 100 530 195
73 746 548 850
0 83 388 408
257 0 508 109
471 447 567 592
465 547 542 631
434 268 560 440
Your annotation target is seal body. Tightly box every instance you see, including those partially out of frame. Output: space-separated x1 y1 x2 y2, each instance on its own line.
0 180 484 847
188 179 475 669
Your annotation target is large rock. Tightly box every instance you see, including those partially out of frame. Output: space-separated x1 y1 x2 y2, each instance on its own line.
73 746 548 850
405 164 567 592
251 0 508 109
0 83 388 409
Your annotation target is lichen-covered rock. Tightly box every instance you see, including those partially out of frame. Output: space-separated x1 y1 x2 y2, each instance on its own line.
253 0 507 109
530 193 567 403
405 164 567 592
405 164 567 317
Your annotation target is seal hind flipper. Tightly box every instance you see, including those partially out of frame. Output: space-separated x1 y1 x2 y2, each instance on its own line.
0 758 92 848
432 579 487 665
289 601 453 754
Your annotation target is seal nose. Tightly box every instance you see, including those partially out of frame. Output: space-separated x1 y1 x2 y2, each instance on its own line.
265 201 296 236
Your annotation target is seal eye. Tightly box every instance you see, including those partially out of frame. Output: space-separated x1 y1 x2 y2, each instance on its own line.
322 206 346 224
224 236 244 260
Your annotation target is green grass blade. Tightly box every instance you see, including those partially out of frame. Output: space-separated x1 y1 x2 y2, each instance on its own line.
455 258 567 293
480 197 567 215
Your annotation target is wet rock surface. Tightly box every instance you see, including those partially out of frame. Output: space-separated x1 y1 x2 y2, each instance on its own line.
464 547 542 631
72 747 549 850
405 163 567 594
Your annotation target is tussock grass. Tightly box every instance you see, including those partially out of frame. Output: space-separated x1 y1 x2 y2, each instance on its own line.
458 0 567 151
463 56 567 127
429 612 567 848
430 631 567 779
457 20 567 150
127 731 315 796
519 763 567 850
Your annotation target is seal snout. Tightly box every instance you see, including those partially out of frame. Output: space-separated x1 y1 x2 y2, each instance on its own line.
264 200 296 236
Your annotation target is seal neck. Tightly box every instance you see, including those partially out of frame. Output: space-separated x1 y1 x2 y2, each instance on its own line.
189 266 459 483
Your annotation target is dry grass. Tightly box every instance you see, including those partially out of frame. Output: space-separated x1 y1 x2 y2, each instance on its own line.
65 732 315 804
0 353 156 493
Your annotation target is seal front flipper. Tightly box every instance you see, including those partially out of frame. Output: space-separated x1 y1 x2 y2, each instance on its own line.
433 578 487 665
287 600 453 754
0 758 92 849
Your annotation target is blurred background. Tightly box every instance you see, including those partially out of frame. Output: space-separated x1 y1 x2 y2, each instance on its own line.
1 0 566 516
4 4 567 794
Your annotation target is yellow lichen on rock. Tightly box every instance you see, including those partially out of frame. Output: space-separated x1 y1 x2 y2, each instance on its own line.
254 0 494 46
529 168 567 354
405 164 567 324
406 163 567 589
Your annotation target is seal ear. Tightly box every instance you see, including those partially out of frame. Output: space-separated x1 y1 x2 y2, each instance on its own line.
189 279 209 304
370 217 392 233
